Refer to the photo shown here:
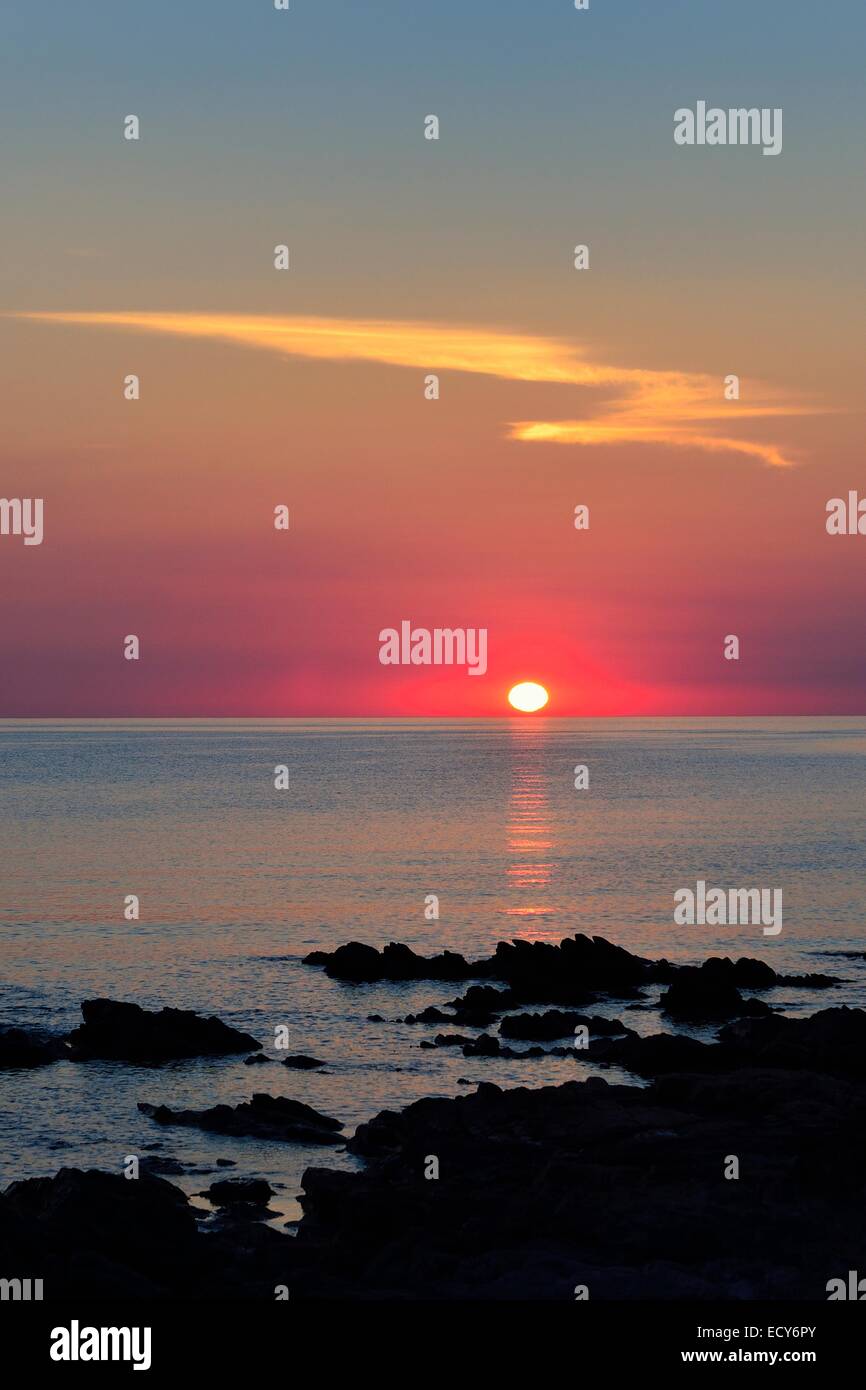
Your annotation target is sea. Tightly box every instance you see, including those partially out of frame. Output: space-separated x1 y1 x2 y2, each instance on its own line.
1 718 865 1226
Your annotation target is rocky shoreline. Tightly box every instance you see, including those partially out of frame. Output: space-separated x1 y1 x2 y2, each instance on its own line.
1 934 863 1299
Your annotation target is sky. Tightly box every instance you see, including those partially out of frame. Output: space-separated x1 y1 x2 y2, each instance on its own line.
1 0 864 716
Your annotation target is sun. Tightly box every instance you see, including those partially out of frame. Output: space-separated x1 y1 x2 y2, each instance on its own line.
507 681 549 713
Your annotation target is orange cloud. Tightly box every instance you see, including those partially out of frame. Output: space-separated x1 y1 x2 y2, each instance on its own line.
9 310 815 467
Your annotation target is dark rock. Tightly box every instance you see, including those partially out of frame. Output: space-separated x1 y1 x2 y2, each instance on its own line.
660 960 772 1021
205 1178 274 1208
0 1028 67 1069
729 957 777 989
281 1054 326 1070
302 950 330 966
404 1007 453 1025
139 1155 188 1176
67 999 261 1063
592 1031 733 1078
292 1062 866 1298
448 986 516 1025
244 1054 272 1065
215 1159 236 1168
0 1166 296 1298
488 935 646 1003
138 1093 344 1144
464 1033 501 1057
595 1007 866 1083
451 1010 498 1029
433 1032 501 1057
778 972 840 989
499 1010 631 1042
652 959 679 983
813 950 866 960
718 1007 866 1079
304 932 654 999
1 1167 197 1294
303 940 481 984
305 935 793 1014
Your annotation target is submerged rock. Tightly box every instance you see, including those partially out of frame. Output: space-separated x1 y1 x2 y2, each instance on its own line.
281 1055 326 1070
67 999 261 1063
138 1093 344 1144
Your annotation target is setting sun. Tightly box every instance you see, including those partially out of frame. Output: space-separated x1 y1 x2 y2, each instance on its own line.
507 682 549 713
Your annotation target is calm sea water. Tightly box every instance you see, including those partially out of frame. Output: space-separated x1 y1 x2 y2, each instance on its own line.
1 718 865 1222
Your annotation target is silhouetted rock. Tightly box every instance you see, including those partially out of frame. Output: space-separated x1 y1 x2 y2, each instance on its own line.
718 1006 866 1079
138 1093 344 1144
728 957 778 989
499 1010 631 1042
404 1006 453 1025
7 999 866 1299
139 1155 189 1176
0 1167 295 1298
449 985 515 1014
244 1054 272 1065
777 972 840 989
293 1062 866 1298
490 935 649 1002
304 941 482 983
432 1032 501 1057
306 935 838 1013
592 1031 733 1077
282 1055 326 1070
67 999 261 1063
205 1178 274 1208
0 1028 67 1069
0 1167 197 1296
304 932 654 997
452 1010 499 1028
660 960 773 1021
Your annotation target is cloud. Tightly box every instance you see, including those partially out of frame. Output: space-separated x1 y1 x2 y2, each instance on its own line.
509 422 794 470
9 310 814 467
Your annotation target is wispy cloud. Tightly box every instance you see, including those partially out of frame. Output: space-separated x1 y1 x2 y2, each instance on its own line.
10 310 814 467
